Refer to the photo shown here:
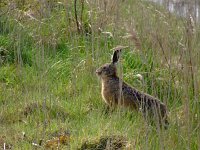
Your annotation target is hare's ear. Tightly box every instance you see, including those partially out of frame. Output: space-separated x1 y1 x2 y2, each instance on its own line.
112 49 121 64
111 46 128 64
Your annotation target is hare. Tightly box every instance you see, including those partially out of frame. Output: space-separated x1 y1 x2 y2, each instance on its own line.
96 47 169 128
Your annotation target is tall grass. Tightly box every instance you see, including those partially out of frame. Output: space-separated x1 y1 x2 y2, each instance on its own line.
0 0 200 149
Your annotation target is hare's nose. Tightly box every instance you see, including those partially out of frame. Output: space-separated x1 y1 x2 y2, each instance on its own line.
96 69 101 74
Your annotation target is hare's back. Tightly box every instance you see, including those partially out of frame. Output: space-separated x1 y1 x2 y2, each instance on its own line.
122 83 164 108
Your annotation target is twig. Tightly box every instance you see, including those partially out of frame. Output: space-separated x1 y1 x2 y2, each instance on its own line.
80 0 84 29
186 15 195 95
156 35 169 67
74 0 81 33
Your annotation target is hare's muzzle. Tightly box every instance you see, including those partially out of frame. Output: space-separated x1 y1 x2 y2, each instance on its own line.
95 69 102 75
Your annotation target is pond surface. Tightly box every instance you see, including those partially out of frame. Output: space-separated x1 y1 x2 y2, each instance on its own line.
150 0 200 22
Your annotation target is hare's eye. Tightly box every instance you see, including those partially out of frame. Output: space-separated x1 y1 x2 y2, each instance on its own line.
103 67 106 70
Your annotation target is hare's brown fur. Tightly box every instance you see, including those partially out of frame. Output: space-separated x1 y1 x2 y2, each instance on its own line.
96 49 169 128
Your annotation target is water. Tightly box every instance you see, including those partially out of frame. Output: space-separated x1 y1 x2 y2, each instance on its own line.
150 0 200 22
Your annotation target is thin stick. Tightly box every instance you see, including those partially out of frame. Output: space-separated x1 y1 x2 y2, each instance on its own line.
74 0 80 33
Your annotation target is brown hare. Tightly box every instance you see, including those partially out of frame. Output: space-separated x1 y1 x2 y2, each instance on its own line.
96 47 169 129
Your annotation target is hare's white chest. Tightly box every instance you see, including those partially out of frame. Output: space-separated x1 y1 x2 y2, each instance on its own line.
101 81 116 105
101 82 108 104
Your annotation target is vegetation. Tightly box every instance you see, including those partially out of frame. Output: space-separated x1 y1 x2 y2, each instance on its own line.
0 0 200 149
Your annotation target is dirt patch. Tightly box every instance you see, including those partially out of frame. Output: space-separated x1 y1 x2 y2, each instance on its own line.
45 130 71 149
23 103 40 117
30 129 71 149
0 136 12 149
79 135 128 150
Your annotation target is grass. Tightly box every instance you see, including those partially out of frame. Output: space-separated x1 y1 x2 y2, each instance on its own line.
0 0 200 149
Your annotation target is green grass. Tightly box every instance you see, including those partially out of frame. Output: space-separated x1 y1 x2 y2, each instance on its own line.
0 0 200 149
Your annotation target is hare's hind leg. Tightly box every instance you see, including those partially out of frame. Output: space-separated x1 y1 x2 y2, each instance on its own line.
150 103 169 130
140 99 169 129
